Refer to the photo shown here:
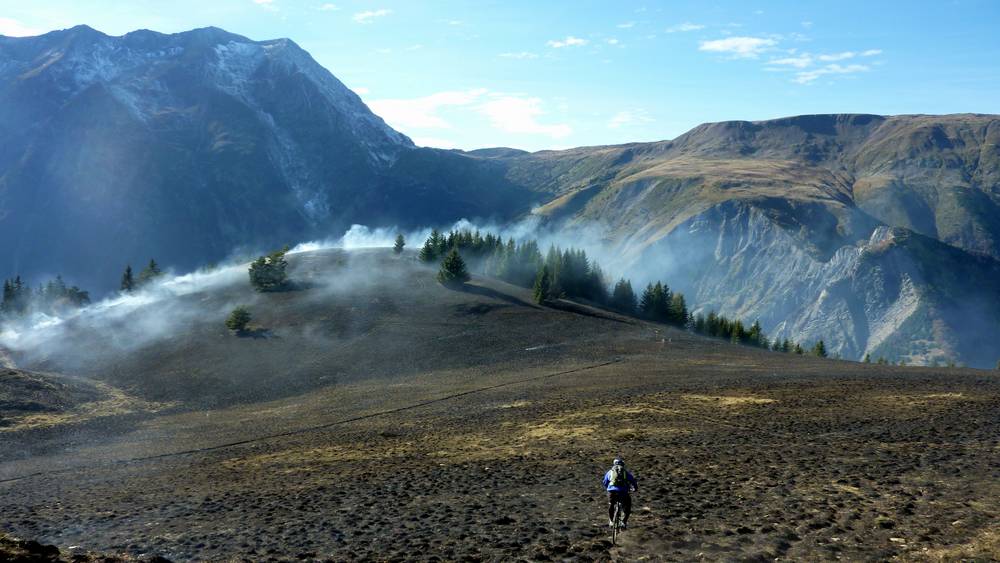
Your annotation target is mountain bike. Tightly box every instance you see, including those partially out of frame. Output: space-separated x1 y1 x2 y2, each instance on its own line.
611 497 625 545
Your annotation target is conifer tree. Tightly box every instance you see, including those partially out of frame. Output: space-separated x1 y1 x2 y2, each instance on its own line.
812 340 827 358
249 248 289 292
639 283 655 318
437 248 470 287
138 259 163 286
121 265 135 293
418 235 437 262
610 278 637 314
225 306 252 334
533 265 551 304
394 234 406 254
864 353 872 363
669 293 689 327
794 343 805 355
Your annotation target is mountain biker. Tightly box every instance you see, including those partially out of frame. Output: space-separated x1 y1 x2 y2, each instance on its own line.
602 457 638 529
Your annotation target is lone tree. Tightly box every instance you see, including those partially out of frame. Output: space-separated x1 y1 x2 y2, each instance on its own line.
138 259 164 286
437 248 470 287
533 265 552 304
812 340 828 358
225 305 252 334
394 234 406 254
249 247 289 291
120 265 135 293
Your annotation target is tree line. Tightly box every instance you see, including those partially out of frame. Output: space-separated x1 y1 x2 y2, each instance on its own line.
1 275 91 317
421 228 829 358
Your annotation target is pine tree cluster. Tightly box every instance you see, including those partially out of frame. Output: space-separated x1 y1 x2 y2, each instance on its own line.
416 228 838 358
1 275 90 317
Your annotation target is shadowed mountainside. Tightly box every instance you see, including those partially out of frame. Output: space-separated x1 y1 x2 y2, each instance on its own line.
0 26 531 292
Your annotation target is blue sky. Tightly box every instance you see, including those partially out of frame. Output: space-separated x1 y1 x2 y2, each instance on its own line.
2 0 999 151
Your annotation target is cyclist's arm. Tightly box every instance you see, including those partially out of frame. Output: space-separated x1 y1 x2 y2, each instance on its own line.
628 472 639 492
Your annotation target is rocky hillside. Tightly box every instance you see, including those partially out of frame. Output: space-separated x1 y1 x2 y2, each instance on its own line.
490 114 1000 366
1 26 998 365
0 26 529 291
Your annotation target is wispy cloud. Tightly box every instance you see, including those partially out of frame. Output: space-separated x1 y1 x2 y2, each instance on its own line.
252 0 278 11
499 52 539 59
617 22 636 29
318 3 338 11
368 89 572 141
353 87 370 95
765 48 884 82
547 36 588 48
0 17 43 37
479 96 572 138
353 8 391 23
666 22 705 33
367 89 487 129
768 54 813 68
606 38 620 45
818 51 856 61
608 109 653 129
699 36 777 58
794 63 870 84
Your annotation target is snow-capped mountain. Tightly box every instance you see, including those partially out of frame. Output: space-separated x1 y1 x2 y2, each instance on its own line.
0 25 528 291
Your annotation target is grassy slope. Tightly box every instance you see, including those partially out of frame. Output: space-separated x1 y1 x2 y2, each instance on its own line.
1 248 999 561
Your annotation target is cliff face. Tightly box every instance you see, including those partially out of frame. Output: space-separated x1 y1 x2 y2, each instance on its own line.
493 114 1000 366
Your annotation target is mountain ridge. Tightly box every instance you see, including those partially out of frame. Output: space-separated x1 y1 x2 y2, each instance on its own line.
1 26 999 365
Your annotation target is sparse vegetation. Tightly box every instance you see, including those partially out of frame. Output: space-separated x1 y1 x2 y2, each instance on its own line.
393 234 405 254
249 247 290 292
225 306 252 333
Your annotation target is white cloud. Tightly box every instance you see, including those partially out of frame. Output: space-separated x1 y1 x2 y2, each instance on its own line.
478 96 572 138
413 137 460 149
801 21 813 28
318 3 338 10
666 22 705 33
547 36 588 48
861 49 883 56
768 54 813 68
0 17 43 37
405 44 423 51
699 36 777 58
252 0 278 10
353 87 370 95
617 22 636 29
794 63 869 84
608 109 653 129
499 52 539 59
606 38 620 45
353 9 391 23
367 89 487 129
818 51 856 61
